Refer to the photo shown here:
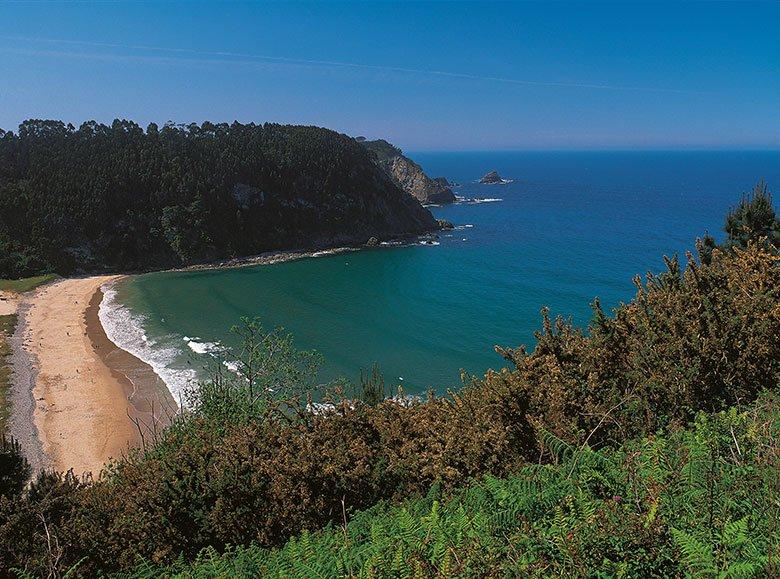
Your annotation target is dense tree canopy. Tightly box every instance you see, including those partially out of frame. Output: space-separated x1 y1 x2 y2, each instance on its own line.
0 120 436 278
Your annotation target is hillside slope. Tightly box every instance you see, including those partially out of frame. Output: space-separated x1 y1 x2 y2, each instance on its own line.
0 120 438 278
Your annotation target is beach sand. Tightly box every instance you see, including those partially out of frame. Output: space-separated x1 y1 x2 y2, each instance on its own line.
15 276 175 476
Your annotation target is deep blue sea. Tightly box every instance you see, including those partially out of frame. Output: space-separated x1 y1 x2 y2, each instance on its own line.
102 151 780 399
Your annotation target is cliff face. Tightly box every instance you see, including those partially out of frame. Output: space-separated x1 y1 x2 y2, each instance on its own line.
0 121 439 276
360 139 456 205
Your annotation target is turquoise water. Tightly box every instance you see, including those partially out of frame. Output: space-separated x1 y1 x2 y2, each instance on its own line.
108 151 780 398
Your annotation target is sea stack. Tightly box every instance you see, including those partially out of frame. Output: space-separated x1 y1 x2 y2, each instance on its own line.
479 170 504 184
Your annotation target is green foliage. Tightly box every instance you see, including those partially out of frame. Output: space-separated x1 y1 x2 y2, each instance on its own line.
0 436 30 498
124 394 780 578
724 180 780 251
180 317 328 430
357 363 386 407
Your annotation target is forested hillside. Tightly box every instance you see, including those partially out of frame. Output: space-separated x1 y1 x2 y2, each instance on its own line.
0 120 437 278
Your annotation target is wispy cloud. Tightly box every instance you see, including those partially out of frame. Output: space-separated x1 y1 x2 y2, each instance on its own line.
0 35 701 95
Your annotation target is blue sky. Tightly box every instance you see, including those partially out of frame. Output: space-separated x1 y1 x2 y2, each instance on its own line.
0 1 777 150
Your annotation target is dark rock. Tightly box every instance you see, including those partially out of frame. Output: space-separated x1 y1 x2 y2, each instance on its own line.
366 236 380 246
437 219 455 230
232 183 265 210
479 170 504 184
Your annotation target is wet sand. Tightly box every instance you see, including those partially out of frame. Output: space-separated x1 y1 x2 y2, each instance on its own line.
13 277 175 476
85 286 177 450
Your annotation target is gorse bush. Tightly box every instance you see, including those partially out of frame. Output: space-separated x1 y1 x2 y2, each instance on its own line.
0 193 778 576
123 394 780 578
492 241 780 452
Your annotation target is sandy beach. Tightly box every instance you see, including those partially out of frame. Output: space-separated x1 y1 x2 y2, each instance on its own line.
10 276 175 476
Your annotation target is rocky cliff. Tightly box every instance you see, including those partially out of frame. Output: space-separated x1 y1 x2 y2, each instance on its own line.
360 139 456 205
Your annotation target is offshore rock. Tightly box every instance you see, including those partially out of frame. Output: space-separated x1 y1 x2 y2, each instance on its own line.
479 170 504 184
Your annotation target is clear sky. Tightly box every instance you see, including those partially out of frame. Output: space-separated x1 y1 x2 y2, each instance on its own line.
0 1 777 150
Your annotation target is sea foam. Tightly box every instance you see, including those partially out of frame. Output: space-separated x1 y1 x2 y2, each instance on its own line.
468 197 503 204
186 339 222 355
99 283 198 402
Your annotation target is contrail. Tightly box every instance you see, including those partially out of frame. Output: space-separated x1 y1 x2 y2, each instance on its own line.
0 35 701 95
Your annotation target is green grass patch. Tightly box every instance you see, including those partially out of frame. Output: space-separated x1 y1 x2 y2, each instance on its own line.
0 314 17 336
0 314 17 435
0 273 58 294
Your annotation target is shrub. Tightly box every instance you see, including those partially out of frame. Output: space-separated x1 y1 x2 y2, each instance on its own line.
122 393 780 578
0 436 30 498
492 241 780 453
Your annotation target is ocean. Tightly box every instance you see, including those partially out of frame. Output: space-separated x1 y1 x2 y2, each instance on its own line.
101 151 780 400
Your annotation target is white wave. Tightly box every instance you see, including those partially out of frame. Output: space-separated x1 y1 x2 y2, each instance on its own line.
454 224 474 230
418 240 440 246
223 360 241 374
186 339 221 354
311 249 340 257
469 197 503 204
99 283 198 402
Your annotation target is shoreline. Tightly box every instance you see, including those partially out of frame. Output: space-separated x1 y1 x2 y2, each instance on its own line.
85 286 178 449
171 232 440 274
9 277 175 476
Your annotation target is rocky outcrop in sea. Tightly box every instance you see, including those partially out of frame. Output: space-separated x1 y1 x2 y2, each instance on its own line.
479 170 504 184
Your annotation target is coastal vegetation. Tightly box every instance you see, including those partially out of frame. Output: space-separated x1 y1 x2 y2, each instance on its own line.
0 186 777 576
126 393 780 577
0 120 437 279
